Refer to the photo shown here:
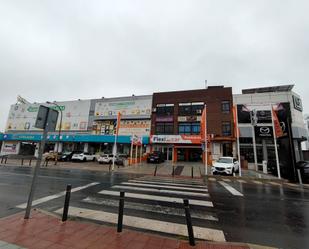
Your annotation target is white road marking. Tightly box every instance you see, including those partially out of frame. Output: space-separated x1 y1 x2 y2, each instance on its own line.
269 182 282 186
237 179 247 183
99 190 213 207
82 196 218 221
16 182 100 209
218 181 243 196
122 182 208 192
112 185 210 197
54 207 225 242
222 178 231 182
140 177 203 184
208 178 217 182
129 179 206 188
252 180 263 185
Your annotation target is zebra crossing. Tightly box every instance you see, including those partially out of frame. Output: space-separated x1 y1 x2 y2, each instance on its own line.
54 176 226 242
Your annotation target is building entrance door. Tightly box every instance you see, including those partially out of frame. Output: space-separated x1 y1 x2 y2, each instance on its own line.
163 147 173 161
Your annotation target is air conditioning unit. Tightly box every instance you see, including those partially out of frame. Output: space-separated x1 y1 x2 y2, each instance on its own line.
152 108 157 113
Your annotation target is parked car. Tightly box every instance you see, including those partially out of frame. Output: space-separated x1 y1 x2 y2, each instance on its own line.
296 161 309 183
115 154 128 166
147 151 165 163
267 159 289 177
59 151 79 161
211 157 239 176
98 154 114 164
71 152 96 162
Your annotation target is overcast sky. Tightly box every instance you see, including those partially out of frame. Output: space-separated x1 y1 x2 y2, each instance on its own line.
0 0 308 132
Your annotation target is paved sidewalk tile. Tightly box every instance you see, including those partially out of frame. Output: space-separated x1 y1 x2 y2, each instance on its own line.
0 210 250 249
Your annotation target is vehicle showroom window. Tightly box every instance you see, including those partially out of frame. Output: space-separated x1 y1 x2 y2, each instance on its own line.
221 101 230 113
222 122 231 136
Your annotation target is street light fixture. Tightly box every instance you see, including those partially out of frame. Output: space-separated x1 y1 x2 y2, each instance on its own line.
47 101 63 165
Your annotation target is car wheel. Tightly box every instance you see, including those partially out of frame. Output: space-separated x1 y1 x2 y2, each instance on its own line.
231 168 235 176
92 157 95 161
83 158 86 162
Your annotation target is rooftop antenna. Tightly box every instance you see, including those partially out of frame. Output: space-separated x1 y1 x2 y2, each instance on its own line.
205 80 208 89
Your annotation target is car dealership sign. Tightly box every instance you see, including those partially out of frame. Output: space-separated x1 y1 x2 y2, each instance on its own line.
254 126 273 138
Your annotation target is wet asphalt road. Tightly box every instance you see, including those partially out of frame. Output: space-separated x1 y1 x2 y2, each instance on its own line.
0 165 308 249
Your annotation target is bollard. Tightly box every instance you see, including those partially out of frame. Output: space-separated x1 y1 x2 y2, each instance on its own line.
154 165 158 176
21 158 24 166
191 166 194 178
0 157 3 164
29 159 32 166
183 199 195 246
45 160 48 167
4 157 7 164
62 184 72 222
172 165 175 177
117 191 125 232
297 169 303 185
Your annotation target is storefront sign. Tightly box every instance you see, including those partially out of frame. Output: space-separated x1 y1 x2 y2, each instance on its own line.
156 116 173 122
292 95 302 111
6 100 91 132
254 126 273 138
2 142 18 153
94 97 152 117
178 116 201 122
150 135 202 144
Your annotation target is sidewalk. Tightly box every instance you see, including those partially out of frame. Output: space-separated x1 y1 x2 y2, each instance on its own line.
0 210 271 249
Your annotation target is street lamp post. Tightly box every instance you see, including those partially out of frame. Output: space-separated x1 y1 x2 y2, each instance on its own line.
47 101 63 165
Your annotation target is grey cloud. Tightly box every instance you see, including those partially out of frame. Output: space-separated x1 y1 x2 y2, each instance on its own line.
0 0 308 131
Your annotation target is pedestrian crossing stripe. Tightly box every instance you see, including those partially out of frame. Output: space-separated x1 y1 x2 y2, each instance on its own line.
218 181 243 196
122 182 208 192
237 179 247 183
54 206 225 242
139 177 204 184
252 180 263 185
112 185 210 197
98 190 214 207
129 179 206 188
222 178 231 182
82 196 219 221
208 178 216 181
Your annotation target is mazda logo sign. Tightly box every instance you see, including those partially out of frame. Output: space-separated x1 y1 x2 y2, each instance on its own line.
260 127 270 134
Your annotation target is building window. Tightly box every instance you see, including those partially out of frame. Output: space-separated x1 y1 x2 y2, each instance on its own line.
221 101 230 113
156 104 174 115
178 102 204 116
178 122 200 135
191 123 200 134
155 122 174 134
222 122 231 136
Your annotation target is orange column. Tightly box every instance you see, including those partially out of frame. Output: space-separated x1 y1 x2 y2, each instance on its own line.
173 147 177 163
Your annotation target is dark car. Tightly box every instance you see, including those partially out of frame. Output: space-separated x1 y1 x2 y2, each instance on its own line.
59 151 81 161
296 161 309 183
147 151 165 163
267 159 289 178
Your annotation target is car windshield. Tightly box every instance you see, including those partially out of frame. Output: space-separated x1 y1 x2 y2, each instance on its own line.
217 158 233 164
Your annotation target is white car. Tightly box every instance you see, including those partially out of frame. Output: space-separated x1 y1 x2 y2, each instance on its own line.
212 157 239 176
71 152 96 162
97 154 114 164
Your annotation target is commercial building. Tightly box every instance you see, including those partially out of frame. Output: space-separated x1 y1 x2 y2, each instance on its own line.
150 86 234 163
233 85 307 180
0 95 152 157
